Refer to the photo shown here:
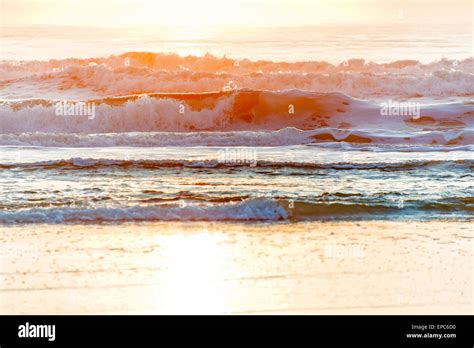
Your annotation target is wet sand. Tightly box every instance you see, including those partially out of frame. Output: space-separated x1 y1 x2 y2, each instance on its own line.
0 221 472 314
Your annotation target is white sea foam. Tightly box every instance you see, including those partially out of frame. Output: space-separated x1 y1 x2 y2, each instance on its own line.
1 129 473 148
1 55 473 99
0 200 289 224
1 89 472 135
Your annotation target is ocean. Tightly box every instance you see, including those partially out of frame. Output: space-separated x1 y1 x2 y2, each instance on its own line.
0 24 473 224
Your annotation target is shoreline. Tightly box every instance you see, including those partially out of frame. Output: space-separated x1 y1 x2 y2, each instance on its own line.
1 221 472 314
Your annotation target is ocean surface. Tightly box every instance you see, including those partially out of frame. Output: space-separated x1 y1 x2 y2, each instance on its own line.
0 25 473 224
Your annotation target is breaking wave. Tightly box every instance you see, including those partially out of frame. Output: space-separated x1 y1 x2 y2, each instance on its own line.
1 53 473 98
1 89 472 134
1 197 472 224
1 129 473 147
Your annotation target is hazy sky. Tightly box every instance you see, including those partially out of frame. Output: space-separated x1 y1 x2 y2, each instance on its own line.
1 0 472 27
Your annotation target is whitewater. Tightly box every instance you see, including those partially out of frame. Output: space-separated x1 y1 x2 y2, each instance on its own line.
1 25 473 224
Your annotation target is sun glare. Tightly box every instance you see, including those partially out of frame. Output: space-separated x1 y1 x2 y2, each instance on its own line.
151 231 236 314
2 0 472 28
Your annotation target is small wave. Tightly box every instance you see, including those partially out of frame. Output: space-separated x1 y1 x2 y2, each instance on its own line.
311 142 474 152
1 130 473 148
287 199 473 220
1 197 472 224
1 158 472 171
0 129 311 147
0 200 289 224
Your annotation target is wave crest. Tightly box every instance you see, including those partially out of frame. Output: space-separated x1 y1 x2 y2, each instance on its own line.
1 197 472 224
1 54 473 98
1 90 472 134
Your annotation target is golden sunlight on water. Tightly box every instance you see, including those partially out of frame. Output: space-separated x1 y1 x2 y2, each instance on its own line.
151 232 236 314
3 0 471 27
3 222 471 314
0 0 472 322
